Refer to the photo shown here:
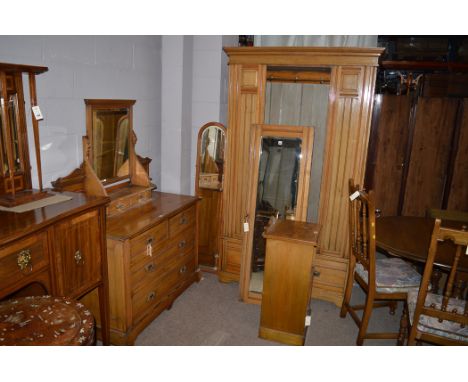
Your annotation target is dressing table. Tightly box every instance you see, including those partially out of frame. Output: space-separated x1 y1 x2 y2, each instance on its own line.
53 99 199 345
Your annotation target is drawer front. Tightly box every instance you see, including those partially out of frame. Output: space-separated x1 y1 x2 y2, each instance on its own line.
169 205 195 238
130 221 168 264
53 209 103 296
131 255 196 322
131 228 195 291
0 232 49 291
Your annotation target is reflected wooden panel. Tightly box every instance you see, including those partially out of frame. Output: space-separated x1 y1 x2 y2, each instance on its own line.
86 100 133 183
195 122 226 271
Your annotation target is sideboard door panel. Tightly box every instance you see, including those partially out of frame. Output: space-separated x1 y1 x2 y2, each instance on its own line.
53 210 102 297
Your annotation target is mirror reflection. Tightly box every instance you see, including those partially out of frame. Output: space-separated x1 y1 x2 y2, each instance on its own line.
250 136 303 293
92 108 130 181
0 92 22 174
198 125 225 190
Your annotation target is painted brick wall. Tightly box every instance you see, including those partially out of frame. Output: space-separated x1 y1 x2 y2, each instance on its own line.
0 36 162 188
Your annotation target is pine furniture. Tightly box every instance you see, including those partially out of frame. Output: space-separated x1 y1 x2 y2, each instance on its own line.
220 47 384 307
259 219 320 345
53 99 200 345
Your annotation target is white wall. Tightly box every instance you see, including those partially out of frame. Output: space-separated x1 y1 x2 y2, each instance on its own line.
0 36 162 188
0 35 236 194
189 35 237 195
160 35 237 195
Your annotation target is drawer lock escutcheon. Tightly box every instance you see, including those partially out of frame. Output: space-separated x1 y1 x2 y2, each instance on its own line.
17 249 32 272
179 265 187 274
180 216 188 225
178 240 186 249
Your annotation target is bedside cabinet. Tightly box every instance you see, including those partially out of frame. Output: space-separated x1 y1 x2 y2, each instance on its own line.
259 220 320 345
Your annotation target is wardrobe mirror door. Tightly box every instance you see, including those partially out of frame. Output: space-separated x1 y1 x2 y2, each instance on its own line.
196 122 226 271
249 136 303 293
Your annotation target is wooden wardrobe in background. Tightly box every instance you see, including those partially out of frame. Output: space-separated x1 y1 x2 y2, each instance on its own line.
218 47 383 306
365 72 468 217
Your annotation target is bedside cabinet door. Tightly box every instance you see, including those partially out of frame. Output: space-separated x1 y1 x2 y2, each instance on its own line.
53 209 103 297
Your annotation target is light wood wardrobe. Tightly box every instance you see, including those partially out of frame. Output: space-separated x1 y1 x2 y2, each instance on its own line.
218 47 383 306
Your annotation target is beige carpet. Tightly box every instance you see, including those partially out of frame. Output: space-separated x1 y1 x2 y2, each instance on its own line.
134 272 404 346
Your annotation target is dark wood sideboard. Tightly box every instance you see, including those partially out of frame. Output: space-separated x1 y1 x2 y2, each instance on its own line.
0 191 110 344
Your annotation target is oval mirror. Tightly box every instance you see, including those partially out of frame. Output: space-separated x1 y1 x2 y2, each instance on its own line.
196 122 226 272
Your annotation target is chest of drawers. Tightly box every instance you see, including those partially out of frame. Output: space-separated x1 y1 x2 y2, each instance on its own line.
81 191 199 345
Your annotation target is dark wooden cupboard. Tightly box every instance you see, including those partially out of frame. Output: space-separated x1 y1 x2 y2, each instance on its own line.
366 93 468 216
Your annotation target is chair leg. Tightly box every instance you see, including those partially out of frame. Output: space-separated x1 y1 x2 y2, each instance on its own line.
356 294 374 346
340 264 355 318
397 302 408 345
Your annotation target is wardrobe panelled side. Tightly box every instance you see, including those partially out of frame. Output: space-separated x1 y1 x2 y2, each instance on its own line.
314 65 378 305
219 64 266 282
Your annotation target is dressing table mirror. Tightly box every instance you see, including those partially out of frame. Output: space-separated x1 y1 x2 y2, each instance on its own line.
0 62 49 207
195 122 226 271
241 124 314 303
53 99 154 215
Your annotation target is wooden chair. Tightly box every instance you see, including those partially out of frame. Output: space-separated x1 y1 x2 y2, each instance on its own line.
405 219 468 345
340 179 422 345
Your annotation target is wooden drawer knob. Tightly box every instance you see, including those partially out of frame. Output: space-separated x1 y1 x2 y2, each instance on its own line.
17 249 32 272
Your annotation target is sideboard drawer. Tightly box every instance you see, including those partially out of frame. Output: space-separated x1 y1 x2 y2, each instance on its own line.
169 205 195 238
0 232 49 291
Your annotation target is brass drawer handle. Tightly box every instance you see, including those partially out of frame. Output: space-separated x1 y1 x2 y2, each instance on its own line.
116 203 125 211
74 250 84 265
17 249 32 272
146 291 156 302
179 265 187 274
180 216 188 225
145 262 156 273
178 240 186 249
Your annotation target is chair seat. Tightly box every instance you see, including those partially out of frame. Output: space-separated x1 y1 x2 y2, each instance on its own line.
407 290 468 343
356 257 421 293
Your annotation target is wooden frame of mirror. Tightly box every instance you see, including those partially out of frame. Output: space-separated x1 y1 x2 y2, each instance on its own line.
195 122 226 272
52 99 153 215
240 123 314 304
0 62 49 207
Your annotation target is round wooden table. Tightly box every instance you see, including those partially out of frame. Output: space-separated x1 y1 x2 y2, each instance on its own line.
0 295 95 345
376 216 468 271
